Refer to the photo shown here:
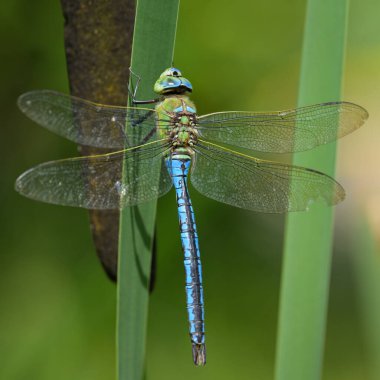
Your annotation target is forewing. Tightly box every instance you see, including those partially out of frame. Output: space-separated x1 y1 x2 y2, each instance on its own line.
18 90 170 149
197 102 368 153
15 142 172 209
191 141 345 213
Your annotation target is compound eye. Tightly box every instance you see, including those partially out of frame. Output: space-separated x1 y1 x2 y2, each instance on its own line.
170 68 182 77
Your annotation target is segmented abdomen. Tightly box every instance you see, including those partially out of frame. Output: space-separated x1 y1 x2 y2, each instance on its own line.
166 156 206 365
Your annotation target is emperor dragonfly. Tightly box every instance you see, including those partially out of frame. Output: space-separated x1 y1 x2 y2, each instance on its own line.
15 67 368 365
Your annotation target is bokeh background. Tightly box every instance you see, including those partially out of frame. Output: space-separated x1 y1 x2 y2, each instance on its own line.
1 0 379 379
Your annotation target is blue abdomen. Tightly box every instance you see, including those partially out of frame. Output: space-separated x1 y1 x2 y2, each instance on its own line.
166 156 206 365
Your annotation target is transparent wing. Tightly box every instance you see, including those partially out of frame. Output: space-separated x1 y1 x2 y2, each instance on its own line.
15 141 172 209
191 140 345 213
18 90 171 149
197 101 368 153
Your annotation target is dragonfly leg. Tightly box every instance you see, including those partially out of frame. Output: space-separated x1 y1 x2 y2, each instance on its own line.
128 67 160 105
139 125 158 145
125 109 157 146
127 67 141 101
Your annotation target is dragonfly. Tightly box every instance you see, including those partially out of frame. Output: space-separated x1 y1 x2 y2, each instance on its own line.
15 67 368 366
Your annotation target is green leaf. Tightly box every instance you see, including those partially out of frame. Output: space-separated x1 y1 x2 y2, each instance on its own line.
352 214 380 380
275 1 349 379
116 1 180 380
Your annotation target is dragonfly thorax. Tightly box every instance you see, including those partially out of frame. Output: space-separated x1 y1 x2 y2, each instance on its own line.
169 112 198 151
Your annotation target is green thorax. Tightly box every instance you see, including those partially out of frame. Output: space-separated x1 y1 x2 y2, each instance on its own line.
155 95 198 152
152 68 197 158
155 94 197 118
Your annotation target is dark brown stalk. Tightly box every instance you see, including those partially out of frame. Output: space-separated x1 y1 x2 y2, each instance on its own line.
59 0 135 281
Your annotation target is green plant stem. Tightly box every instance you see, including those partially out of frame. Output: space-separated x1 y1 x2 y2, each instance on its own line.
116 1 180 380
275 1 349 379
352 214 380 380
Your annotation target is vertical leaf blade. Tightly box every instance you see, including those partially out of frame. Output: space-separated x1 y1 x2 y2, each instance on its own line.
275 1 349 379
116 1 180 380
352 214 380 380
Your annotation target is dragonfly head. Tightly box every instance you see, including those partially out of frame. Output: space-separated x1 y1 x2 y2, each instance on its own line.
154 67 193 95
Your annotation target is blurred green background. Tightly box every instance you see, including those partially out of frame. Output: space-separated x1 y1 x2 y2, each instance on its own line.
1 0 379 379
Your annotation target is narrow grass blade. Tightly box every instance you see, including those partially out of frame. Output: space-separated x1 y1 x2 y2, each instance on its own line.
275 1 349 379
352 211 380 380
116 1 180 380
